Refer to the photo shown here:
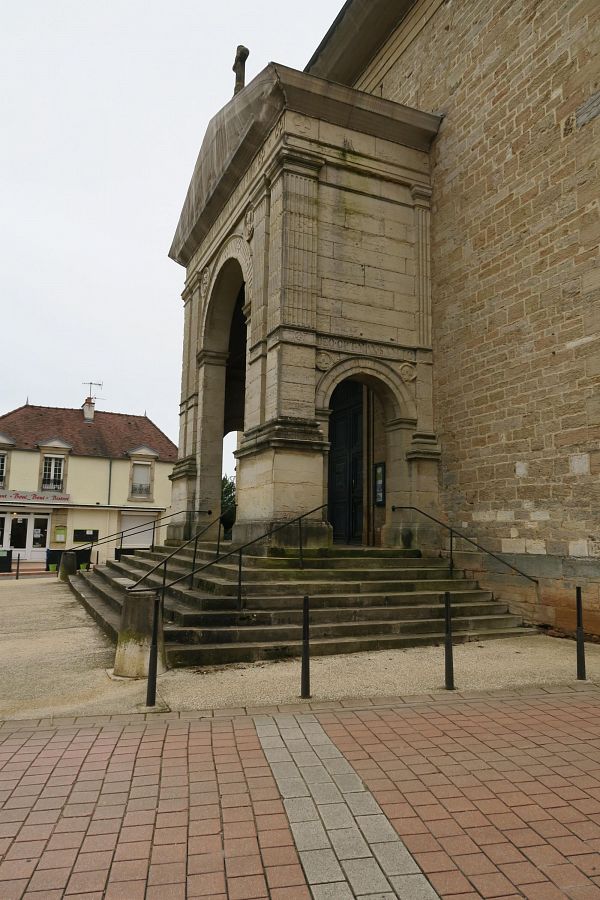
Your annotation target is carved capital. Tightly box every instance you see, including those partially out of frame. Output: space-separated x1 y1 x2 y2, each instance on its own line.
196 349 229 367
411 184 433 208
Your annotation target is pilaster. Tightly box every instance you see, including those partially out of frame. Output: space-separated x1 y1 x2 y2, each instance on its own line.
411 185 433 348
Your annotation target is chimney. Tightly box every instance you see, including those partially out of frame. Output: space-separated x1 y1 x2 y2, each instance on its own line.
82 397 95 422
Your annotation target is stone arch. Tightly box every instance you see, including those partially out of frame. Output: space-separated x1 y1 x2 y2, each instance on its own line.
199 233 253 354
315 357 417 422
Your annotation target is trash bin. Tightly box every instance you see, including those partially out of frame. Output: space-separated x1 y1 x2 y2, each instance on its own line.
46 549 62 572
0 550 12 573
75 548 92 570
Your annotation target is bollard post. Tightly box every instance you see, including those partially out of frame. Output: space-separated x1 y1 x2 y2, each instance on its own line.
576 585 586 681
96 550 99 567
237 550 243 609
189 534 199 589
145 591 160 707
16 554 20 580
301 594 311 698
444 591 455 690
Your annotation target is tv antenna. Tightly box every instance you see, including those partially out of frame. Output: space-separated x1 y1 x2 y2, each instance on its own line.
83 381 104 400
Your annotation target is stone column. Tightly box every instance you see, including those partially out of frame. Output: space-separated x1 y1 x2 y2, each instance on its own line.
167 278 199 543
234 150 331 547
380 418 415 547
243 183 270 432
193 350 228 537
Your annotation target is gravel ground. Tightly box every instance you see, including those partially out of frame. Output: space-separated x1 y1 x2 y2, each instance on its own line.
159 632 600 709
1 577 598 718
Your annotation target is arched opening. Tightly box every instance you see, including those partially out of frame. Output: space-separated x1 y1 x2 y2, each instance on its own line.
327 375 397 546
195 258 247 530
223 284 246 436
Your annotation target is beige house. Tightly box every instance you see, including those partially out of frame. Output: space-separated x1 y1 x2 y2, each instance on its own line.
167 0 599 631
0 399 176 565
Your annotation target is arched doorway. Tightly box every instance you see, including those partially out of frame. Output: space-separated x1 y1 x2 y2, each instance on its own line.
327 377 393 546
328 381 363 543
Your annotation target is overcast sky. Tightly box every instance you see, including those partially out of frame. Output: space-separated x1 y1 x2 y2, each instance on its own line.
1 0 342 474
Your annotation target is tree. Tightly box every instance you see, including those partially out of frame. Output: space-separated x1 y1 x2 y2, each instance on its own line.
221 474 236 510
221 475 236 534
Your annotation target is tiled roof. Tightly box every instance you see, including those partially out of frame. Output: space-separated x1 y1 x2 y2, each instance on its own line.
0 405 177 462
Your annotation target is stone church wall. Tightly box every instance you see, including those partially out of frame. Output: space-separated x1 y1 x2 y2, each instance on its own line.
356 0 600 629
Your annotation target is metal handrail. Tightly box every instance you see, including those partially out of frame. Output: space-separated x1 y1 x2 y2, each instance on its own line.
65 507 212 555
391 505 538 584
127 503 328 607
126 506 235 591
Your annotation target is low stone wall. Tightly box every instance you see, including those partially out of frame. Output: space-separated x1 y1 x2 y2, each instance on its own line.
453 549 600 637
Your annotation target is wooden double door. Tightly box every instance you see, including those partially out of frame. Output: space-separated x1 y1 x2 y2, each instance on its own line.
328 381 363 543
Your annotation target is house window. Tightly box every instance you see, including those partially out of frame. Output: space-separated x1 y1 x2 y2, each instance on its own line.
42 456 64 491
0 455 5 487
131 462 152 498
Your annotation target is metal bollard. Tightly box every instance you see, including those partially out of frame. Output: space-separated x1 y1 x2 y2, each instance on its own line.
301 594 311 699
146 591 160 707
576 585 586 681
15 554 20 580
237 550 243 609
444 591 455 691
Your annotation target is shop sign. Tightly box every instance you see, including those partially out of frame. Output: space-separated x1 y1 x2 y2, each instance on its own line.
0 489 70 504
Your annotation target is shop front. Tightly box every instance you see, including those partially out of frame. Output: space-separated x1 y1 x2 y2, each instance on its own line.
0 509 52 563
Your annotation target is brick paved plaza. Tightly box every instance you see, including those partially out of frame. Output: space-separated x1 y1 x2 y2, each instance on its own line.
1 685 600 898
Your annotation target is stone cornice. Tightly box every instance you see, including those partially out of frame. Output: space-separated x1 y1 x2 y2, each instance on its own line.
170 62 441 268
305 0 415 87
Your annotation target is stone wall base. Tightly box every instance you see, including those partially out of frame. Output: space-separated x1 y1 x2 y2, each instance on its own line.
454 550 600 636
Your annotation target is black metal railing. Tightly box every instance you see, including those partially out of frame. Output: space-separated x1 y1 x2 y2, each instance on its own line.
42 479 64 491
131 482 152 497
126 506 233 594
128 502 327 706
391 505 538 584
63 506 212 565
128 502 328 601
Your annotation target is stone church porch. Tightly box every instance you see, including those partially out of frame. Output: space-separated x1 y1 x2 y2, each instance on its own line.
167 63 442 552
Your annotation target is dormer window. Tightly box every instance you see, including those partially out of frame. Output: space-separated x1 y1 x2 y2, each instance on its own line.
42 456 64 491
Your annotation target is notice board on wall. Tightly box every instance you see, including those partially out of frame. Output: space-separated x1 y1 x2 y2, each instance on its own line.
73 529 99 542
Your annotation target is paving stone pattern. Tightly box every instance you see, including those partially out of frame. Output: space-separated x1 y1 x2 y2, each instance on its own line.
320 690 600 899
255 715 438 899
1 686 600 897
0 716 310 900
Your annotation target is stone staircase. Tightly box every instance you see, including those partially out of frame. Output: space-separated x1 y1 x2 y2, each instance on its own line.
69 542 530 667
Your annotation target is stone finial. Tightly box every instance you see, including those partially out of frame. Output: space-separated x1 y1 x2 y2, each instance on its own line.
233 45 249 95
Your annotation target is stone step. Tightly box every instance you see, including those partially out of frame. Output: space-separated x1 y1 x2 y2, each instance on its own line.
152 543 424 559
136 547 438 570
107 555 457 587
94 563 496 613
114 552 451 580
166 599 508 627
164 613 522 645
106 559 473 597
69 538 529 668
165 627 533 666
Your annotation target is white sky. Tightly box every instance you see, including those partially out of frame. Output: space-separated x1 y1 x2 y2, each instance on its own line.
1 0 343 475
